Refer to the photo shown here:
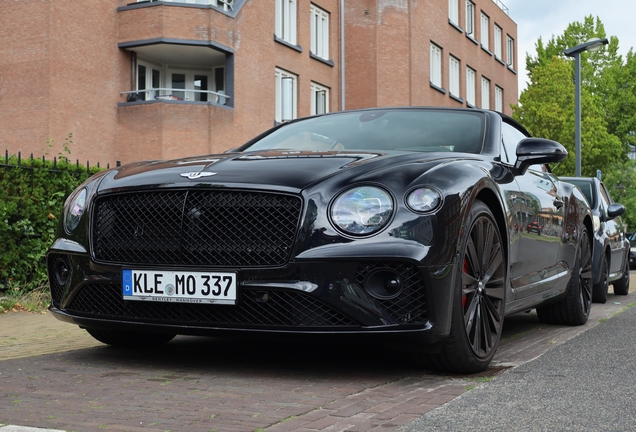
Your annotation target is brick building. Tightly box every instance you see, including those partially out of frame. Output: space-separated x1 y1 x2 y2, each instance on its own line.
0 0 517 166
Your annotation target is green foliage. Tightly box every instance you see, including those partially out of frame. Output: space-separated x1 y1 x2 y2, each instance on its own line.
0 135 105 289
514 15 636 229
601 160 636 230
513 56 623 177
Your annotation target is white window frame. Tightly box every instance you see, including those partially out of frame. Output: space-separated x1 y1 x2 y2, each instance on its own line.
495 85 503 112
480 12 489 50
481 76 490 109
494 25 502 59
275 0 297 45
310 4 330 60
507 35 515 67
275 68 297 123
465 1 475 37
136 60 162 101
167 69 213 101
466 66 476 106
448 0 459 25
311 82 329 115
449 56 460 98
430 43 442 88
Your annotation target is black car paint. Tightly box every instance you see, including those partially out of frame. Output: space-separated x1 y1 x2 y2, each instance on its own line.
629 232 636 269
561 177 629 286
47 108 592 352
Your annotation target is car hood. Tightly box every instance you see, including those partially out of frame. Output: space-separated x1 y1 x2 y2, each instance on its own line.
96 150 463 192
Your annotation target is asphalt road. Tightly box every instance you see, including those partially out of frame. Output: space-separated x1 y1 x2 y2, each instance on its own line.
399 298 636 431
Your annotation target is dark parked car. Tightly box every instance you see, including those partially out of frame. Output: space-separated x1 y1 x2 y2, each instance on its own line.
630 232 636 270
527 221 542 235
562 177 630 303
47 107 593 373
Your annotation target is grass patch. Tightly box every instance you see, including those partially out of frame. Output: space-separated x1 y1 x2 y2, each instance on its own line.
0 280 50 314
463 376 494 383
614 301 636 316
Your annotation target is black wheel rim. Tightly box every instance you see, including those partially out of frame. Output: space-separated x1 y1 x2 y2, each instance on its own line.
579 231 593 315
461 215 505 359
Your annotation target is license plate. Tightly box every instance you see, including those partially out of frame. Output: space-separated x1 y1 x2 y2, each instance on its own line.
122 269 237 305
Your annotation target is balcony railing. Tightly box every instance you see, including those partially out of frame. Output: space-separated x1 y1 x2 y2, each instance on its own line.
137 0 233 11
492 0 509 15
121 88 230 105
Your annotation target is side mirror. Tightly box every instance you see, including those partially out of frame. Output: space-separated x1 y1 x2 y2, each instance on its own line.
605 203 625 221
513 138 568 175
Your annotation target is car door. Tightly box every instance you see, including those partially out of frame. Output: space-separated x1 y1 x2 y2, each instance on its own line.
599 181 627 275
500 122 566 300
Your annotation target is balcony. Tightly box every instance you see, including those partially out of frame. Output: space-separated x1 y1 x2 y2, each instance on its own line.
132 0 234 13
492 0 509 15
118 0 237 108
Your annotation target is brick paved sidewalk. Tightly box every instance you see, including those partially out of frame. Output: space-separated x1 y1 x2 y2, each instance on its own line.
0 278 633 432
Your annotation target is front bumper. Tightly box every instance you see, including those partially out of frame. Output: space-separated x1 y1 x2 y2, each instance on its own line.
47 240 457 347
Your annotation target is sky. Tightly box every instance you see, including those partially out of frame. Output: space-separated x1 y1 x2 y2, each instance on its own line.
505 0 636 95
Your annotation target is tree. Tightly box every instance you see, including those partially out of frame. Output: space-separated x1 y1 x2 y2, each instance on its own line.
513 56 623 177
513 15 636 229
602 160 636 230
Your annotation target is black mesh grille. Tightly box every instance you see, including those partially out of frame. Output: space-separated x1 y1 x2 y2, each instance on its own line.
356 262 428 324
92 190 302 267
66 284 358 328
47 254 67 308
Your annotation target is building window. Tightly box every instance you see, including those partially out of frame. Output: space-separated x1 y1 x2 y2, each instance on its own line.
166 69 215 101
136 61 161 101
311 82 329 115
466 1 475 37
507 35 515 67
449 56 460 98
275 68 297 122
310 5 329 60
448 0 459 25
275 0 297 45
495 86 503 112
430 43 442 88
481 76 490 109
480 13 489 50
494 25 502 59
466 67 476 106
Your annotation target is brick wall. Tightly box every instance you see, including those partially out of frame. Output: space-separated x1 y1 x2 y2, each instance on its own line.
345 0 518 114
0 0 517 166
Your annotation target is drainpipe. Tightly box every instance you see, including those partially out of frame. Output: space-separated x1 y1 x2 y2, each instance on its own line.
340 0 345 111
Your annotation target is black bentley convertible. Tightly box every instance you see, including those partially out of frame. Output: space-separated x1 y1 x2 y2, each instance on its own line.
47 107 593 373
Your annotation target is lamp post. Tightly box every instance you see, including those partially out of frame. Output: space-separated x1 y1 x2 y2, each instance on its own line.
563 38 609 176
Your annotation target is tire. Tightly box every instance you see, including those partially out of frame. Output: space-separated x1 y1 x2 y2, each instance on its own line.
613 255 630 295
418 200 506 373
536 227 592 326
592 255 609 304
86 329 176 348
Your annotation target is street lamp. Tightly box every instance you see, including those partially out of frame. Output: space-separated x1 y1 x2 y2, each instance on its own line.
563 38 609 176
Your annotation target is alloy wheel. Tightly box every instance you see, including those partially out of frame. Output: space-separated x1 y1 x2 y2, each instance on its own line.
461 215 506 359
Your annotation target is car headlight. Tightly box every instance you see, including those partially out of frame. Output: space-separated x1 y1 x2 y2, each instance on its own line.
631 247 636 253
593 215 601 232
64 188 87 233
406 187 442 213
330 186 393 235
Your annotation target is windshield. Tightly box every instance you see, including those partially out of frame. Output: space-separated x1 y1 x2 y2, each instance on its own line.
566 179 595 208
243 109 486 154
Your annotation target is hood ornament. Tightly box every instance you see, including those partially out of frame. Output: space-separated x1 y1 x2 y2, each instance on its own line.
180 172 217 180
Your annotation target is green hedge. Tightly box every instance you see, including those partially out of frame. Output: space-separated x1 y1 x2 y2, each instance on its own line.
1 151 106 288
